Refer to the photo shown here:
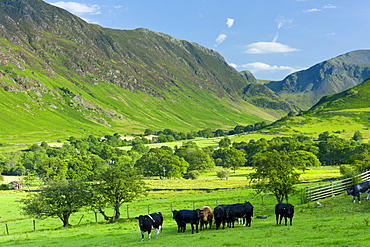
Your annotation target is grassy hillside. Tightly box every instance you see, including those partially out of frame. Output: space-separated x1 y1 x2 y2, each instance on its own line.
259 78 370 140
0 0 288 143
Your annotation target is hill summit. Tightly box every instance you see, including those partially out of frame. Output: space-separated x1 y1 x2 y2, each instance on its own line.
266 50 370 110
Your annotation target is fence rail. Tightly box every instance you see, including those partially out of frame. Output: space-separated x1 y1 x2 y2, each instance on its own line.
305 170 370 202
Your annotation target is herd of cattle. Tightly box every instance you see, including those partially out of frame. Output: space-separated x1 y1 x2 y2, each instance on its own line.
135 201 294 241
135 180 370 241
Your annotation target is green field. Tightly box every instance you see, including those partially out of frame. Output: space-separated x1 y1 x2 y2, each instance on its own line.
3 167 367 247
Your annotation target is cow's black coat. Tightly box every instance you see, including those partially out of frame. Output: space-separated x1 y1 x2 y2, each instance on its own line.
135 212 163 241
275 202 294 226
172 209 201 234
213 205 227 230
225 202 254 228
346 181 370 203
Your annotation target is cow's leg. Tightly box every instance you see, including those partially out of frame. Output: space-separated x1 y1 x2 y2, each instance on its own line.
289 217 293 226
147 230 152 241
196 223 199 233
366 192 370 200
155 226 161 239
276 214 279 225
141 231 145 242
209 220 212 229
358 195 361 204
278 215 283 224
284 216 288 226
191 224 194 234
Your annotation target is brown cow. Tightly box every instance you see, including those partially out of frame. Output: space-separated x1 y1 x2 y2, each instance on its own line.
199 206 213 230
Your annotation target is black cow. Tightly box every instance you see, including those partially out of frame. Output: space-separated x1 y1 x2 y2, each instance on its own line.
172 209 201 234
225 202 254 228
135 212 163 241
346 181 370 203
213 205 227 230
275 202 294 226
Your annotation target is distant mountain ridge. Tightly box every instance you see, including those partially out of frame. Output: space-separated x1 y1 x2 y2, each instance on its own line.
0 0 294 142
265 50 370 110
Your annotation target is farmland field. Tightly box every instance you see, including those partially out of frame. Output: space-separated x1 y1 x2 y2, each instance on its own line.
2 166 368 246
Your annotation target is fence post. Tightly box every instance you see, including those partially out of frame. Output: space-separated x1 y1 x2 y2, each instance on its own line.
78 215 84 225
127 205 129 219
5 224 9 235
331 181 334 197
95 212 98 223
33 220 36 231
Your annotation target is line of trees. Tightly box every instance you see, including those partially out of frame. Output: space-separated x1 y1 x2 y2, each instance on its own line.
1 130 369 226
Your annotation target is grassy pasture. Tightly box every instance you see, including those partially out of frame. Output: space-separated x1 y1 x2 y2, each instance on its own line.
1 166 361 247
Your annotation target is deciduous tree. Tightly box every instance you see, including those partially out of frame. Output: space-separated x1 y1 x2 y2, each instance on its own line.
90 164 149 223
20 180 91 227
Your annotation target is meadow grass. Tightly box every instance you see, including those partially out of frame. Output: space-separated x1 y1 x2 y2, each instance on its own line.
0 166 352 247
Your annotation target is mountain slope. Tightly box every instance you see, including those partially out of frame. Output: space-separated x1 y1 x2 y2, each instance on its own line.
266 50 370 110
0 0 286 142
265 77 370 140
308 77 370 113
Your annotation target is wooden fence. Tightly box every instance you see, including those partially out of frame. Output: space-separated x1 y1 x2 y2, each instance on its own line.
305 170 370 202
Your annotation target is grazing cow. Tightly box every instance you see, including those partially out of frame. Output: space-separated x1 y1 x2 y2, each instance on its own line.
199 206 213 230
225 202 254 228
135 212 163 241
275 202 294 226
346 181 370 203
213 205 227 230
172 209 201 234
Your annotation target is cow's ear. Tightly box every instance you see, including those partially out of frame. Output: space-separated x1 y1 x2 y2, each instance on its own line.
135 217 139 219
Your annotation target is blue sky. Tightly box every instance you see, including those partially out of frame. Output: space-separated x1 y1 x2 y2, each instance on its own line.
45 0 370 81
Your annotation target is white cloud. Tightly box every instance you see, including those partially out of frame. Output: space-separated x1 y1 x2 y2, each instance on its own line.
237 62 298 73
48 2 100 15
244 42 299 54
229 63 237 68
226 18 235 28
303 8 322 13
215 34 227 45
324 4 337 9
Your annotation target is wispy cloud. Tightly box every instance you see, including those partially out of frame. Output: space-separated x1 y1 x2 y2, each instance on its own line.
275 16 292 29
216 34 227 45
303 4 337 13
323 4 337 9
48 1 101 15
234 62 299 74
303 8 322 13
244 42 299 54
226 18 235 28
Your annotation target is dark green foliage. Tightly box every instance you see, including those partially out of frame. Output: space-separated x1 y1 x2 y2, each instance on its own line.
250 150 300 203
90 164 149 222
20 180 91 227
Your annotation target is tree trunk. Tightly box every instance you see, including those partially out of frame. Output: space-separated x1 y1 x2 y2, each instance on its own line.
60 213 72 227
114 204 121 220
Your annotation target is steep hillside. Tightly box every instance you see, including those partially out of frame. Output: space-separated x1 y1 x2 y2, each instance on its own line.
266 50 370 110
0 0 286 143
265 77 370 140
308 77 370 113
